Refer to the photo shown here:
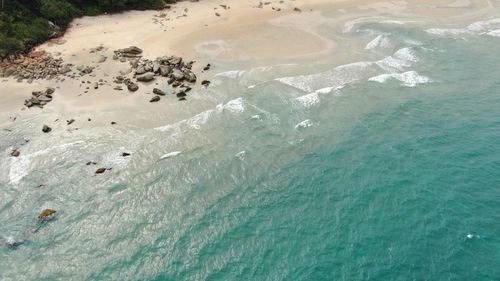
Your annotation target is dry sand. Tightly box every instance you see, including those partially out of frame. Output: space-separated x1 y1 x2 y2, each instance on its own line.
0 0 493 128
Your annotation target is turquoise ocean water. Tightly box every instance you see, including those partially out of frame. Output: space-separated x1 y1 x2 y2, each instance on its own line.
2 10 500 281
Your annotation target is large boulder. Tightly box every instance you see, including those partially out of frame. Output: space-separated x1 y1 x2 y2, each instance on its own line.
159 65 171 76
172 69 185 81
136 72 155 82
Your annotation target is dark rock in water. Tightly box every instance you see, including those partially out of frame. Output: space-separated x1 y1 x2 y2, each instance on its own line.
111 122 117 125
42 125 52 133
201 80 211 87
95 168 106 174
38 209 56 220
150 96 161 102
86 161 97 165
179 97 187 101
153 88 166 96
176 91 187 98
121 152 131 157
67 119 75 125
294 7 302 12
10 149 20 157
167 77 175 85
136 72 155 82
172 81 182 87
203 64 211 71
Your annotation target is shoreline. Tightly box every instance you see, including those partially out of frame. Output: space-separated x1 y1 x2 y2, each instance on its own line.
0 0 494 128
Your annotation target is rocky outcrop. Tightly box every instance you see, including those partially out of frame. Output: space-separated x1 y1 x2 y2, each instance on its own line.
113 46 143 60
0 51 72 81
24 88 55 108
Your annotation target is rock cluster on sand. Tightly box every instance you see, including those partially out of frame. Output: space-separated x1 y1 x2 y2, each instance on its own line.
0 51 72 81
38 209 56 220
24 87 55 108
113 46 203 101
113 46 143 61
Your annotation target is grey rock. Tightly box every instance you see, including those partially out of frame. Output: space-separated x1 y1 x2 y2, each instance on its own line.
159 65 171 76
153 88 166 96
136 72 155 82
172 69 185 81
150 96 161 102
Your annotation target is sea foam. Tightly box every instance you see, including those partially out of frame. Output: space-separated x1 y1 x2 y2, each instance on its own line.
368 71 431 87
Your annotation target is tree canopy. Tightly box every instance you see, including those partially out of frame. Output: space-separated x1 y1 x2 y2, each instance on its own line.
0 0 173 57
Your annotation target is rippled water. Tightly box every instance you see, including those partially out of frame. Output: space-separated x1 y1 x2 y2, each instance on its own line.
2 8 500 281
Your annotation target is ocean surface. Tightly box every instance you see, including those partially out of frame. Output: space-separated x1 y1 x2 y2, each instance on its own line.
2 4 500 281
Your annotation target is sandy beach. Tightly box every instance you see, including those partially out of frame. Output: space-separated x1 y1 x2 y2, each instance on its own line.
0 0 493 129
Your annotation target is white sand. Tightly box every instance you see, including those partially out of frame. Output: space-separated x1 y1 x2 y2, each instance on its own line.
0 0 493 127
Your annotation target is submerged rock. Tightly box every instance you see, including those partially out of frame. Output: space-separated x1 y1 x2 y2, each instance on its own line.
10 149 20 157
150 96 161 102
38 209 56 220
95 168 107 174
201 80 211 87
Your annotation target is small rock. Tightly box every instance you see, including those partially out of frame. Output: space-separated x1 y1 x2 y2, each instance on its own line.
46 87 55 95
150 96 161 102
42 125 52 133
111 122 117 125
121 152 131 157
201 80 211 87
38 209 56 220
153 88 166 96
67 119 75 125
95 168 107 174
127 82 139 92
10 149 20 157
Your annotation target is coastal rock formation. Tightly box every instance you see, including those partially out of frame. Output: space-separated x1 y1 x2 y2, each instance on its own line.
24 88 56 108
0 51 72 81
113 46 143 59
111 46 204 101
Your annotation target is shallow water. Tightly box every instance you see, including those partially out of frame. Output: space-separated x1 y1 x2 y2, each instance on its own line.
2 2 500 280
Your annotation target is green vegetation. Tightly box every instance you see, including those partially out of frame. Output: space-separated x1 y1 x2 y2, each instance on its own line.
0 0 174 57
